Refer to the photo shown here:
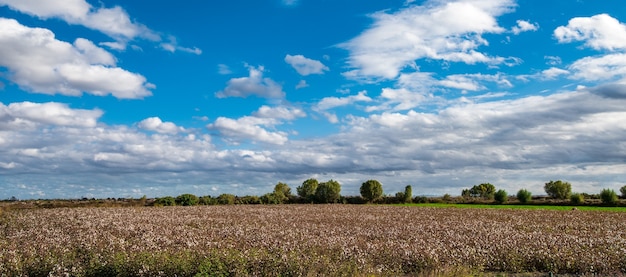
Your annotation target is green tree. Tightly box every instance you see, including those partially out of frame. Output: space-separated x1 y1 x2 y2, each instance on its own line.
516 189 532 204
360 179 383 203
600 189 618 205
297 178 318 202
273 182 292 203
217 194 236 205
315 180 341 203
404 185 412 203
468 183 496 199
261 193 281 204
620 185 626 199
544 180 572 199
175 193 199 206
494 189 508 204
155 196 176 206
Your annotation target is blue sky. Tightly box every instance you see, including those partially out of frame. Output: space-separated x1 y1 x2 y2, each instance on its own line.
1 0 626 199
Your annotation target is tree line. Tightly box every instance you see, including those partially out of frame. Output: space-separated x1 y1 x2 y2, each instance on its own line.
461 180 626 206
154 178 626 207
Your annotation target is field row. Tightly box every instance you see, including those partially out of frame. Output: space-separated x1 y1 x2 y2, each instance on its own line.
1 205 625 276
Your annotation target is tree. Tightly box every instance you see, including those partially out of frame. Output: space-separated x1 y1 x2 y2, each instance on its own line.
404 185 412 203
544 180 572 199
494 189 508 204
273 182 292 204
620 185 626 199
155 196 176 206
315 180 341 203
297 178 318 202
516 189 532 204
360 180 383 203
175 193 199 206
600 189 618 205
217 194 236 205
467 183 496 199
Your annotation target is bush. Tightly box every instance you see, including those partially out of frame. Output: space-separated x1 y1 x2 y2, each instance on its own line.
494 189 508 204
570 193 584 205
600 189 618 205
155 196 176 206
516 189 532 204
466 183 496 199
175 194 199 206
544 180 572 199
217 194 236 205
620 185 626 199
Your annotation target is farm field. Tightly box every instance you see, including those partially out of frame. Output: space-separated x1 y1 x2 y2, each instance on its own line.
1 205 625 276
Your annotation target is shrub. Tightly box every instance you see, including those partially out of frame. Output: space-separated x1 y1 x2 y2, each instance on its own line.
570 193 584 205
175 194 199 206
360 180 383 203
544 180 572 199
466 183 496 199
217 194 236 205
155 196 176 206
494 189 508 204
600 189 618 205
516 189 532 204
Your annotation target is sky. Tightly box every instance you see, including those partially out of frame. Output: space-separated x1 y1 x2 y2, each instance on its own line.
1 0 626 199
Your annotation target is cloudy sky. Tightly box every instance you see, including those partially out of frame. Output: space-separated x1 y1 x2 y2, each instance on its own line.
1 0 626 199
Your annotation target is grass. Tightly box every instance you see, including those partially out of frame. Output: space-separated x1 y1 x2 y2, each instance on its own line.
400 202 626 212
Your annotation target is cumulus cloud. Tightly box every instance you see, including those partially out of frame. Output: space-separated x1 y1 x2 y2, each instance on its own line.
567 53 626 82
0 0 201 53
207 105 305 145
340 0 516 79
554 14 626 51
314 91 372 123
511 20 538 35
0 0 157 42
0 18 154 99
215 65 285 99
138 117 184 134
3 88 626 198
285 54 329 76
0 101 102 129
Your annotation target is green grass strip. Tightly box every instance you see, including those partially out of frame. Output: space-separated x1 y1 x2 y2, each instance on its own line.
399 203 626 212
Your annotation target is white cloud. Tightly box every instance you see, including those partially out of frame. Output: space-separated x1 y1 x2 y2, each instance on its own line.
284 54 329 76
160 36 202 55
315 91 372 111
208 116 288 145
0 18 153 99
511 20 538 35
554 14 626 51
207 105 304 145
253 105 306 120
218 64 232 75
215 65 285 99
340 0 516 79
3 88 626 198
0 0 157 41
568 53 626 81
138 117 184 134
295 80 309 89
541 67 570 80
0 101 102 129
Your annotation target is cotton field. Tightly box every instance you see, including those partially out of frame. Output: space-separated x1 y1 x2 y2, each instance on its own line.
1 205 625 276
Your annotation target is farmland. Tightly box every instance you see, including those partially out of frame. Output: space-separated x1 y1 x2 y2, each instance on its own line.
1 205 625 276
